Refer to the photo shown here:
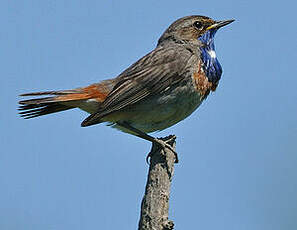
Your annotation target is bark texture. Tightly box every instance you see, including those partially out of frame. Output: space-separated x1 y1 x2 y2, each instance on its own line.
138 135 177 230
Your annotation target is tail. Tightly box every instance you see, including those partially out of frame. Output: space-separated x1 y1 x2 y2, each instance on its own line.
18 90 82 119
18 82 113 119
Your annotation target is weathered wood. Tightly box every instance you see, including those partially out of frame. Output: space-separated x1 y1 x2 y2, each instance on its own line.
138 135 177 230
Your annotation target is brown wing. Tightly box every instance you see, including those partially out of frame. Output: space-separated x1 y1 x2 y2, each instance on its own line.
81 45 194 127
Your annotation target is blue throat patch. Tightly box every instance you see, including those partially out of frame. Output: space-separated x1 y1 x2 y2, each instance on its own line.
198 29 222 84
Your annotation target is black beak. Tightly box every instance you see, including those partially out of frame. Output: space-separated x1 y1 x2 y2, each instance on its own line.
207 19 235 30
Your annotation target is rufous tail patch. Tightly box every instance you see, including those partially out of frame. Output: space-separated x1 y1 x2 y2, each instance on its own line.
56 84 109 102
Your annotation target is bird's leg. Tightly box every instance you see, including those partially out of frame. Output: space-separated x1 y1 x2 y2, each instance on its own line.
116 121 178 163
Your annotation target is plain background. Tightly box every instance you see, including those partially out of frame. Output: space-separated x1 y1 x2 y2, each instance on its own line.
1 0 297 229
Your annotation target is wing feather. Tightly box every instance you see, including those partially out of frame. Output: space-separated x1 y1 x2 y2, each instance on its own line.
81 45 193 127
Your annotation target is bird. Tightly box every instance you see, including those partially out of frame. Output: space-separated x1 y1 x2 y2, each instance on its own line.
19 15 234 159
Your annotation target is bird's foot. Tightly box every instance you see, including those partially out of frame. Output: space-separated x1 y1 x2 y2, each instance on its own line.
146 135 178 164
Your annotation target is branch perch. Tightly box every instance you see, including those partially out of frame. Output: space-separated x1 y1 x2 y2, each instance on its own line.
138 135 178 230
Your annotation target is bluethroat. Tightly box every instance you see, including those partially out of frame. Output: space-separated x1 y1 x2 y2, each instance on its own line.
19 15 234 159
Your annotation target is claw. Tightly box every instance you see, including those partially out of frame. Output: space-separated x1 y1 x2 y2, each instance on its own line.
146 136 178 164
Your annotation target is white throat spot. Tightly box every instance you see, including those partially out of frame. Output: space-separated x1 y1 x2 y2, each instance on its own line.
208 50 216 59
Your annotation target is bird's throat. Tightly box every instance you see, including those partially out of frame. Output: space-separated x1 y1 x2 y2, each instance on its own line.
198 29 222 84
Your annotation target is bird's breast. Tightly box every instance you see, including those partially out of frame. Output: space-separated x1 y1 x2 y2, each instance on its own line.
192 60 217 100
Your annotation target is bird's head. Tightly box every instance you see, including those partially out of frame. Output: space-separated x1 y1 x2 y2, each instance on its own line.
158 15 234 46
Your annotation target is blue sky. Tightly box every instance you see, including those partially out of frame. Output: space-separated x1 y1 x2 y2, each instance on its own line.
1 0 297 229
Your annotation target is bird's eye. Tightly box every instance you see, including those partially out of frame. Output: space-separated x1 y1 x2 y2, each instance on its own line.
193 21 203 29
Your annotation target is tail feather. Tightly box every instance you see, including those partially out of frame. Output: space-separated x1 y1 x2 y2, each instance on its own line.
19 103 74 119
18 90 83 119
19 82 114 120
19 103 50 111
19 97 59 105
19 90 78 97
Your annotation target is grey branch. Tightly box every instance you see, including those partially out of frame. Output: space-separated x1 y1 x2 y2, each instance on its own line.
138 135 178 230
